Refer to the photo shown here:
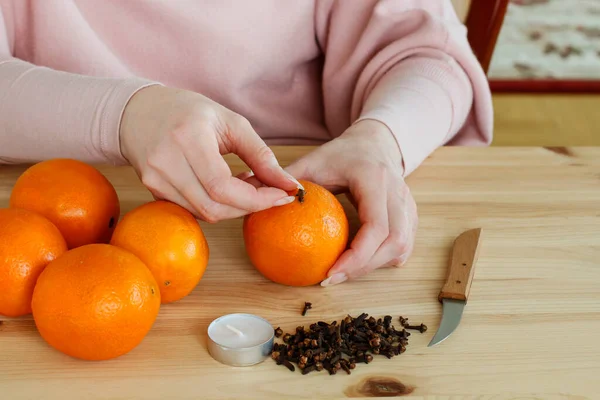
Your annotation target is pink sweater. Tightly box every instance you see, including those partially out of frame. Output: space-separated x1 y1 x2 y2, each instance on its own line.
0 0 493 176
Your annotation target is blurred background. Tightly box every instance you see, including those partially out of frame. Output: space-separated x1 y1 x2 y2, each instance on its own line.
482 0 600 146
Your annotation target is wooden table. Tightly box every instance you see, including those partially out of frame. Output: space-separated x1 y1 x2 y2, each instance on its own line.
1 146 599 399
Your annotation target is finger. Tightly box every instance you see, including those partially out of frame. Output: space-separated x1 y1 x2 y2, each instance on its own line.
235 171 264 189
172 121 296 212
148 145 257 222
142 171 246 222
161 158 254 222
362 188 414 272
146 177 197 215
244 175 264 189
321 173 389 286
404 189 419 264
235 170 254 181
285 154 345 193
283 156 313 182
225 115 301 191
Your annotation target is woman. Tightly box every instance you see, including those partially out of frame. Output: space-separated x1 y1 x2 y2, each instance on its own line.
0 0 493 286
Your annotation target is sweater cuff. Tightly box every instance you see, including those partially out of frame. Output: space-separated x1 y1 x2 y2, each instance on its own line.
99 79 161 165
0 58 160 165
355 56 472 176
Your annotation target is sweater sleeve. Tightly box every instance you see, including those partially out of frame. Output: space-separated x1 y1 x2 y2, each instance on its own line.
315 0 494 176
0 8 157 165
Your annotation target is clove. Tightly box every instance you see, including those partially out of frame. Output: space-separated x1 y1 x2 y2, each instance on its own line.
405 323 428 333
302 302 312 316
296 188 305 203
271 313 426 375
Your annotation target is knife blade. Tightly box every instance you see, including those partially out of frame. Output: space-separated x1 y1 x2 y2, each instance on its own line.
428 228 483 347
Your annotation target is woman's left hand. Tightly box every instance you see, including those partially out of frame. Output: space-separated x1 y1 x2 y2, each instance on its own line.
284 120 418 286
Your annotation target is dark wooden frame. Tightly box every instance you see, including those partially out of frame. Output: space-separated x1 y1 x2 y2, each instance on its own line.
464 0 510 74
489 79 600 93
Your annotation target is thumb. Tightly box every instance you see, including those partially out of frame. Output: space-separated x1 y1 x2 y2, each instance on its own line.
282 156 313 183
285 152 345 194
226 115 301 192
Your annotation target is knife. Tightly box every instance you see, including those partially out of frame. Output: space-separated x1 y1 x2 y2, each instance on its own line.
428 228 482 347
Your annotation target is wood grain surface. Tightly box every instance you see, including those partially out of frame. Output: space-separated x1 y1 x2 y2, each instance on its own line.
1 146 600 399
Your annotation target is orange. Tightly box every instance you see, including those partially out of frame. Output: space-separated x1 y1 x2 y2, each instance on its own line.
9 158 120 249
243 180 349 286
110 200 209 304
31 244 160 361
0 208 67 317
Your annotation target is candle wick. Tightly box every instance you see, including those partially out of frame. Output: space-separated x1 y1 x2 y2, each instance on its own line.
225 324 244 337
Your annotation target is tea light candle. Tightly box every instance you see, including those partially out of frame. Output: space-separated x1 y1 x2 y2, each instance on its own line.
207 313 274 366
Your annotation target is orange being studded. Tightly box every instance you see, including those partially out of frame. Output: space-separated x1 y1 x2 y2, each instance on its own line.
110 200 209 304
9 158 120 249
0 208 67 318
31 244 161 361
243 180 349 286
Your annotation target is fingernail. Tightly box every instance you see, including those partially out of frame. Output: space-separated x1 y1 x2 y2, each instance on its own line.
320 273 347 287
237 170 254 180
282 170 304 190
273 196 296 206
399 254 409 266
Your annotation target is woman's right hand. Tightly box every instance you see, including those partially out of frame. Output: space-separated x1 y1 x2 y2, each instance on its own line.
119 85 301 222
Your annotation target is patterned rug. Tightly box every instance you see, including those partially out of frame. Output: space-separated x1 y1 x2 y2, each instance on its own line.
487 0 600 81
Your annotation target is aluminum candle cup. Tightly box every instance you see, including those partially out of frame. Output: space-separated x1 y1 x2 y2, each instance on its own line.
207 313 274 367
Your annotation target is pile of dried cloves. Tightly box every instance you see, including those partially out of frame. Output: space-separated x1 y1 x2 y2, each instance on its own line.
271 313 427 375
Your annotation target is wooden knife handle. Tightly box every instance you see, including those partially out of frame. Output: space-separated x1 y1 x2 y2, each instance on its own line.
438 228 483 303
